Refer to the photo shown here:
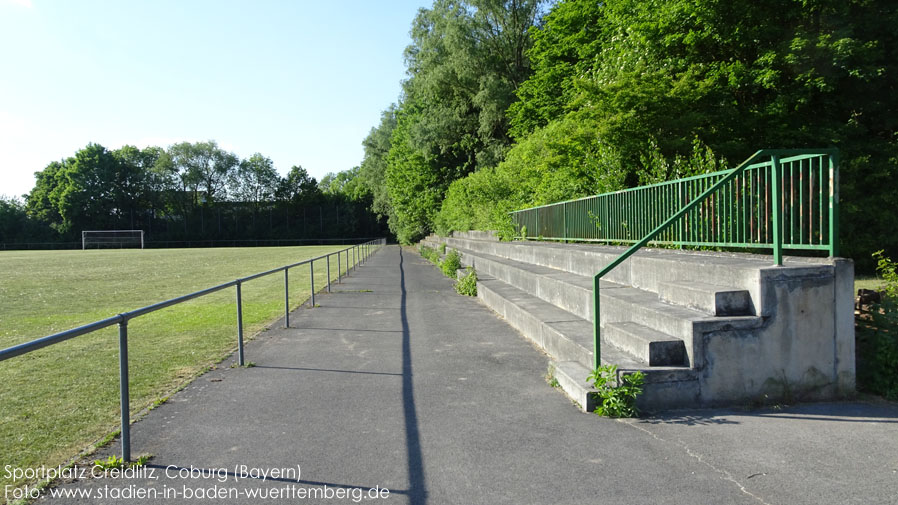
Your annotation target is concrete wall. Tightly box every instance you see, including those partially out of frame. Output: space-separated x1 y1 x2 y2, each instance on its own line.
697 260 855 404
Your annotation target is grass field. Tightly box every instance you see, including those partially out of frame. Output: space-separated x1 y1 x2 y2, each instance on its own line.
0 245 362 493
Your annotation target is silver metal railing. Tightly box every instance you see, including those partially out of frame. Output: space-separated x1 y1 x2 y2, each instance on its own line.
0 238 387 461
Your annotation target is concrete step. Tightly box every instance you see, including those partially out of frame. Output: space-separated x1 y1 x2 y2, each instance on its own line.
442 234 771 295
459 248 604 320
477 276 699 411
551 360 597 412
659 280 754 316
477 277 596 368
549 359 701 414
604 322 687 366
461 248 762 344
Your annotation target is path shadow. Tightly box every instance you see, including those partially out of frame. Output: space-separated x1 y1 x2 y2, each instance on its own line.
640 401 898 426
400 247 428 504
252 365 401 377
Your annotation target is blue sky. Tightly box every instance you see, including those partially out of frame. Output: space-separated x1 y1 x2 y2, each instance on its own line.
0 0 428 198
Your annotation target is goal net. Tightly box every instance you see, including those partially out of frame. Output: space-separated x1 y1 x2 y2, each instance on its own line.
82 230 145 249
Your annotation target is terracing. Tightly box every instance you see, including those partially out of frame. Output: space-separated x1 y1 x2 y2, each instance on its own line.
421 232 854 411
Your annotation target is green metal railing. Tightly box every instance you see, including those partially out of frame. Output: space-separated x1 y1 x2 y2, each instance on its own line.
509 149 839 368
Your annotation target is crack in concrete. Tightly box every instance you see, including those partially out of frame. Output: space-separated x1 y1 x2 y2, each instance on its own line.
620 419 776 505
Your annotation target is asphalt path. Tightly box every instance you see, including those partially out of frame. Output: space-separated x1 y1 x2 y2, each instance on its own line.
31 245 898 505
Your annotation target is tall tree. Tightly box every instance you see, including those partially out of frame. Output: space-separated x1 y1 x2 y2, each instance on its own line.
168 141 239 206
230 153 280 207
379 0 545 242
319 166 370 202
276 165 319 204
359 106 397 220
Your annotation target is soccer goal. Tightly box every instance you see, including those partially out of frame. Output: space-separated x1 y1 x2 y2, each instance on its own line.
82 230 145 249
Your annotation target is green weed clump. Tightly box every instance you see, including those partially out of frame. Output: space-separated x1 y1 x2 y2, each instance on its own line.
588 365 645 418
856 251 898 400
418 245 440 265
441 250 461 278
455 268 477 296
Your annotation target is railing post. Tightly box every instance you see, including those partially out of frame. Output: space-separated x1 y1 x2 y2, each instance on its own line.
771 155 783 266
118 319 131 462
592 277 601 370
828 152 840 257
563 201 568 241
337 250 341 283
326 254 331 293
284 269 290 328
310 260 315 307
236 281 245 366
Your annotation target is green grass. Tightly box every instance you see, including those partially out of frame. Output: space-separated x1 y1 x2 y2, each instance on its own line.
856 275 885 292
0 245 356 493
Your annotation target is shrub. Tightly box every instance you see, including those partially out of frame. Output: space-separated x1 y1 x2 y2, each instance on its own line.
857 251 898 400
418 245 440 265
587 365 645 418
455 268 477 296
440 249 461 278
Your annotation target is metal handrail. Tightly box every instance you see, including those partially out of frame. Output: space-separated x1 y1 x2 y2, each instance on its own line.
584 149 839 369
0 238 387 461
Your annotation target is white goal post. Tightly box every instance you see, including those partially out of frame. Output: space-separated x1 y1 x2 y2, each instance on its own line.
82 230 145 250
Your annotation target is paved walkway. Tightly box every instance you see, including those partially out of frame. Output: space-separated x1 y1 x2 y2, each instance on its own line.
37 246 898 504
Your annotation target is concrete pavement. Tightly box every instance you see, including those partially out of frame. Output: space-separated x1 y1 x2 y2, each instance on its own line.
32 245 898 504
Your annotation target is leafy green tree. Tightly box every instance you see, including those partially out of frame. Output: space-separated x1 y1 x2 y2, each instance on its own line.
276 165 319 204
319 166 370 202
230 153 280 207
359 106 397 220
377 0 545 242
168 141 238 206
0 196 27 243
25 160 65 230
54 143 126 232
499 0 898 265
385 110 442 244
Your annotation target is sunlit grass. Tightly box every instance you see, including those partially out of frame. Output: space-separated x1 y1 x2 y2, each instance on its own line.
0 245 356 492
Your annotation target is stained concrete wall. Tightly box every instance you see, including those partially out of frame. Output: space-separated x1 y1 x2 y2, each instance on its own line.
698 260 855 404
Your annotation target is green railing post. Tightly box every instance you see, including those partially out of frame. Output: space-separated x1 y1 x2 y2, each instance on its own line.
592 276 601 370
771 155 783 266
563 201 568 241
829 152 840 257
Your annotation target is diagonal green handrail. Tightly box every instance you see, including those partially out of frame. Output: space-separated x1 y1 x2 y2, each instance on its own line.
589 148 839 369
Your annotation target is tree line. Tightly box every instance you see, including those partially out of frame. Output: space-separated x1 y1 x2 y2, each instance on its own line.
339 0 896 270
1 141 387 247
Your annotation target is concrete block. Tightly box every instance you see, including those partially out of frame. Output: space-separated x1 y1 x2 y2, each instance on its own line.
551 361 597 412
604 322 687 366
659 280 753 316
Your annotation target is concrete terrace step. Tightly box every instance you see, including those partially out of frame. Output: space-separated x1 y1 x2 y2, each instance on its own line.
604 322 687 366
458 247 763 343
459 247 611 320
477 277 645 370
659 280 754 316
552 359 701 413
476 276 699 411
